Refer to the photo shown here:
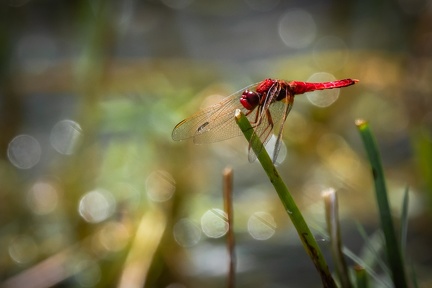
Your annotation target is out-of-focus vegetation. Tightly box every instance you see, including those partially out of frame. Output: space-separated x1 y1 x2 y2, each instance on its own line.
1 0 431 287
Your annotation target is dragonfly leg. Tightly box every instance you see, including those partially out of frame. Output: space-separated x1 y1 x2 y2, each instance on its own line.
246 107 261 128
261 109 274 141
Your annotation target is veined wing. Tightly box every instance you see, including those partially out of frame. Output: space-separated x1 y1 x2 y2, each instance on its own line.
172 83 260 144
269 94 294 163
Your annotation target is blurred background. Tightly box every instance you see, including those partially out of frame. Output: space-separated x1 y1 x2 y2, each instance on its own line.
1 0 432 287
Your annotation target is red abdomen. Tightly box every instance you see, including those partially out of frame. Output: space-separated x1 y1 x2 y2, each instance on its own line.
290 79 359 95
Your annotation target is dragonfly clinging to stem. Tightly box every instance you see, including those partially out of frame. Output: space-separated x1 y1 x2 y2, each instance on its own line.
172 78 359 163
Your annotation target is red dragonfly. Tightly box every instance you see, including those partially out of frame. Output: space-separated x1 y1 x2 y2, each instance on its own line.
172 78 358 163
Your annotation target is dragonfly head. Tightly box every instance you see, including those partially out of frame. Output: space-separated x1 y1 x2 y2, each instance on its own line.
240 90 261 110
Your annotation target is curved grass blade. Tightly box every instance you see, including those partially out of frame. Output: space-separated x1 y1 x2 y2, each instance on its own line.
342 247 392 288
356 223 391 277
400 186 409 259
355 119 408 288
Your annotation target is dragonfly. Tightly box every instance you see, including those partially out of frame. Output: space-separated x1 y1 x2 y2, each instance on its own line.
172 78 359 163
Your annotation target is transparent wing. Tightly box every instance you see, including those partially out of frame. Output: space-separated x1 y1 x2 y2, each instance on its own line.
270 94 294 163
172 83 260 143
248 100 288 162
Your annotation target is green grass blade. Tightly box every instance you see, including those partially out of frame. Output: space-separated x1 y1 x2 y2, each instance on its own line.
342 247 392 288
235 110 336 288
409 261 419 288
355 223 390 276
400 186 409 259
308 225 391 287
354 265 369 288
355 119 408 288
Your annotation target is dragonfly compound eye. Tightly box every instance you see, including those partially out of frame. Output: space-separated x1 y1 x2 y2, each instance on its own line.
240 90 261 110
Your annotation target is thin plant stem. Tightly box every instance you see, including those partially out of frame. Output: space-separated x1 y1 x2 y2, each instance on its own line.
343 247 392 288
323 188 353 288
354 265 369 288
223 167 236 288
235 109 336 288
